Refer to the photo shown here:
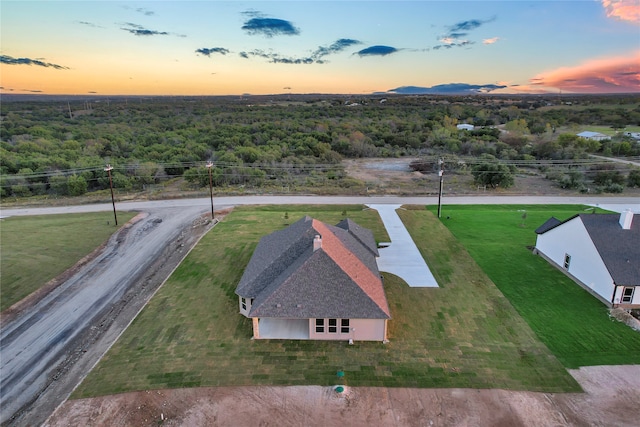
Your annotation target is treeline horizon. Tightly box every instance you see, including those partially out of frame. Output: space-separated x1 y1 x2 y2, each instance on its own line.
1 94 639 198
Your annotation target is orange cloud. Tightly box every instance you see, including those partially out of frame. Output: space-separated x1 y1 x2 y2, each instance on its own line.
530 52 640 93
482 37 500 45
601 0 640 24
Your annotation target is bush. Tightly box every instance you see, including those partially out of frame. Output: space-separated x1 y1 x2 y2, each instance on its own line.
67 174 88 196
471 160 514 189
603 183 624 193
48 174 68 195
628 169 640 188
558 171 585 190
593 170 624 186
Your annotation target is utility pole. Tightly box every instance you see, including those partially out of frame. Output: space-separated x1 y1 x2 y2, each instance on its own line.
104 164 118 225
206 161 214 220
437 158 444 218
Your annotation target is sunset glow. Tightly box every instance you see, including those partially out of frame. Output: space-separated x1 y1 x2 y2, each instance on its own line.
1 1 638 96
531 53 640 94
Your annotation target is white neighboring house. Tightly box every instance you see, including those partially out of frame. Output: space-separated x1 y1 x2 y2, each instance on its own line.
456 124 474 131
534 210 639 308
577 131 609 141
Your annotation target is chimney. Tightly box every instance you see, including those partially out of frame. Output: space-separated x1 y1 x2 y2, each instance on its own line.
313 235 322 251
619 209 634 230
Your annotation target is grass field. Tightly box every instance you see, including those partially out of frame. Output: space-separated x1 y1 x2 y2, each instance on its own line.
73 204 579 399
0 211 136 312
430 204 640 368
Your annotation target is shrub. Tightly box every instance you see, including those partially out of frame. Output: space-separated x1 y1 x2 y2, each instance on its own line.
628 169 640 187
603 183 624 193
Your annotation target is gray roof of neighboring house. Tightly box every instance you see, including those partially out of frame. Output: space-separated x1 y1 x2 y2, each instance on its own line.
537 213 640 286
535 216 562 234
236 216 390 319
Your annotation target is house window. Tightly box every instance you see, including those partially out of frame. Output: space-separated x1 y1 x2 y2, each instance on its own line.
563 254 571 270
622 287 635 304
328 318 337 333
241 297 247 311
341 319 350 334
315 318 325 333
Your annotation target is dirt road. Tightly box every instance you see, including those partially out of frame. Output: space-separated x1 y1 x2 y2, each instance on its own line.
0 206 211 426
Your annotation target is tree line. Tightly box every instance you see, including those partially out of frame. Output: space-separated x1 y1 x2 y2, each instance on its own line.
1 94 639 198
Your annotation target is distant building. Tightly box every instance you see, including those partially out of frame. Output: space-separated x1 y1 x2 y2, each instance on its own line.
577 131 609 141
456 124 474 131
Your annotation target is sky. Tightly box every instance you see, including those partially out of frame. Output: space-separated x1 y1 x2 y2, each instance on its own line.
1 0 639 96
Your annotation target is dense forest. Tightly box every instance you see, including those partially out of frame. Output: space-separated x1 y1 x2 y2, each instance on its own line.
1 93 639 199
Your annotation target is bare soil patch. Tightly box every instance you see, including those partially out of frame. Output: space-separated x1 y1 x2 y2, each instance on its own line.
45 365 640 427
343 158 640 197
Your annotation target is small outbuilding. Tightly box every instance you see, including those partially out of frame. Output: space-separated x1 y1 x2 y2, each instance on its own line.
577 131 609 141
456 124 474 131
235 216 391 341
534 210 639 308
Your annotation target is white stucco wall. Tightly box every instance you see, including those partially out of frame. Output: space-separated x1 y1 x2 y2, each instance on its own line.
308 318 387 342
536 216 615 304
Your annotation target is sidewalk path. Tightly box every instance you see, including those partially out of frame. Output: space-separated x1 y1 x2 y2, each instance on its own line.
367 204 439 288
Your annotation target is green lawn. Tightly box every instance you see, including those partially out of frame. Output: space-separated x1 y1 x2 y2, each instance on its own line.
73 205 578 399
430 204 640 368
0 211 136 312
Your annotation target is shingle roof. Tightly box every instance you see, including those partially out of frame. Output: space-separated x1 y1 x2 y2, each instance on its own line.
336 218 379 257
578 214 640 286
236 216 390 319
537 213 640 286
535 216 562 234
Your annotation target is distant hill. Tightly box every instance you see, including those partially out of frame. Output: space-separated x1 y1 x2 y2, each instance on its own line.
388 83 507 95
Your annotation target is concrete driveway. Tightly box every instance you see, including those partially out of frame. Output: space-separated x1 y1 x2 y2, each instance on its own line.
367 204 438 288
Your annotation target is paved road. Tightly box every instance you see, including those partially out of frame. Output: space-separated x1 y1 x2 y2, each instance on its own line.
0 206 207 425
1 194 639 424
3 194 640 217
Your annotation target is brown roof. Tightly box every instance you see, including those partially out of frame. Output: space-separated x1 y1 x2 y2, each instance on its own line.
312 220 389 316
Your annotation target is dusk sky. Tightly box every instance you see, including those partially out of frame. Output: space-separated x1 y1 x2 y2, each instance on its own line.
1 0 639 96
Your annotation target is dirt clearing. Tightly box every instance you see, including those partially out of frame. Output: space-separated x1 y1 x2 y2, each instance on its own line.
45 365 640 427
343 158 573 196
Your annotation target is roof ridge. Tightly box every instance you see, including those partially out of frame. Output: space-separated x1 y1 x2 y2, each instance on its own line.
236 216 315 296
311 220 390 317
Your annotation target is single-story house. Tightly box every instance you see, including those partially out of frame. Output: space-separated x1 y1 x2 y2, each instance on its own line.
534 210 639 308
577 131 609 141
457 123 474 131
235 216 391 342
